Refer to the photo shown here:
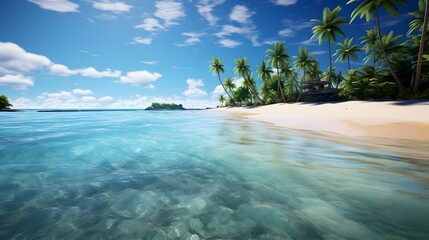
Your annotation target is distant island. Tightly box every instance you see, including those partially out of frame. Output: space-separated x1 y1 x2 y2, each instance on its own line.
145 102 185 110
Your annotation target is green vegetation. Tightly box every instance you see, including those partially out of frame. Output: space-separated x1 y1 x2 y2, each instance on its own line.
145 102 185 110
0 95 13 109
210 0 429 106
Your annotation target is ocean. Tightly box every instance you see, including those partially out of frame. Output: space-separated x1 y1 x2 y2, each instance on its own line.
0 110 428 239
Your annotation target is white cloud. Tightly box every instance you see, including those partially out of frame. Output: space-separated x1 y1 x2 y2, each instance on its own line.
135 18 164 31
272 0 298 6
0 42 51 75
215 24 260 47
27 0 79 12
43 91 74 99
211 85 226 98
119 70 162 87
99 96 114 102
130 37 153 45
299 39 317 45
176 32 205 46
140 61 158 65
82 96 97 102
218 39 242 48
154 1 186 26
312 50 327 55
92 1 132 13
229 5 254 24
95 14 118 20
183 78 208 98
78 67 121 78
196 0 225 26
72 89 94 95
278 19 313 38
50 64 76 76
0 75 34 90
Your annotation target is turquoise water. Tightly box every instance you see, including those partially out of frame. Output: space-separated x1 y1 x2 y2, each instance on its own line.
0 111 428 239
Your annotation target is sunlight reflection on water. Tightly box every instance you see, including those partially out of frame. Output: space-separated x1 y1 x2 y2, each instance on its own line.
0 111 428 239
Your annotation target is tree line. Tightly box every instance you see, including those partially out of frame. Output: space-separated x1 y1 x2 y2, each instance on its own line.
210 0 429 106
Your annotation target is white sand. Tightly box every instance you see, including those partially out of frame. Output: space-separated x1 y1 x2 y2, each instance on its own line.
209 101 429 140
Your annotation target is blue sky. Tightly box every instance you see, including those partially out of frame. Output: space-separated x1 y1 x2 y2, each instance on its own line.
0 0 416 108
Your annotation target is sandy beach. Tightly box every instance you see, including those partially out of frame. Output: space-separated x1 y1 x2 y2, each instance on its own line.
209 101 429 141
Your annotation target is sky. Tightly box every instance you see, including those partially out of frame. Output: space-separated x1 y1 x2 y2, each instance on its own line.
0 0 417 109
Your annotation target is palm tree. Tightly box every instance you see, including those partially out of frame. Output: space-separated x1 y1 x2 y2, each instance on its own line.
209 57 237 105
257 60 273 83
361 28 378 66
233 58 263 104
266 42 289 103
363 31 407 65
224 77 236 97
334 37 362 70
311 6 348 82
218 95 226 106
294 47 317 101
408 0 429 93
347 0 407 95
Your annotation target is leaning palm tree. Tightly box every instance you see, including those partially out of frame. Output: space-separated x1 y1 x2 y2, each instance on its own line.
224 77 237 98
347 0 407 95
361 28 378 66
334 37 362 70
266 42 289 103
311 6 348 82
294 47 317 101
209 57 237 105
233 58 263 104
408 0 429 93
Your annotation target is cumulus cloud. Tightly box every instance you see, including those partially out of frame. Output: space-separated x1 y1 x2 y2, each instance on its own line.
43 91 74 99
72 89 94 95
27 0 79 12
183 79 208 98
49 64 76 76
211 85 226 98
135 18 164 32
272 0 298 6
0 75 34 90
196 0 225 26
154 1 186 26
92 1 132 13
218 39 242 48
119 70 162 87
78 67 121 78
98 96 114 102
229 5 254 24
0 42 51 75
81 96 97 102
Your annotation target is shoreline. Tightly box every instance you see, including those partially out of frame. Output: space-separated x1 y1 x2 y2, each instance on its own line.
208 101 429 141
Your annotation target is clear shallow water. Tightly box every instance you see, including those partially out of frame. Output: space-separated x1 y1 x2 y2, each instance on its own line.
0 111 428 240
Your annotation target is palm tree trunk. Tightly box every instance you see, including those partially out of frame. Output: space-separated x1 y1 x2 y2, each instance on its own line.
375 6 406 95
347 55 351 70
245 73 263 104
217 74 237 106
275 63 286 103
413 0 429 93
328 35 332 83
297 69 306 102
